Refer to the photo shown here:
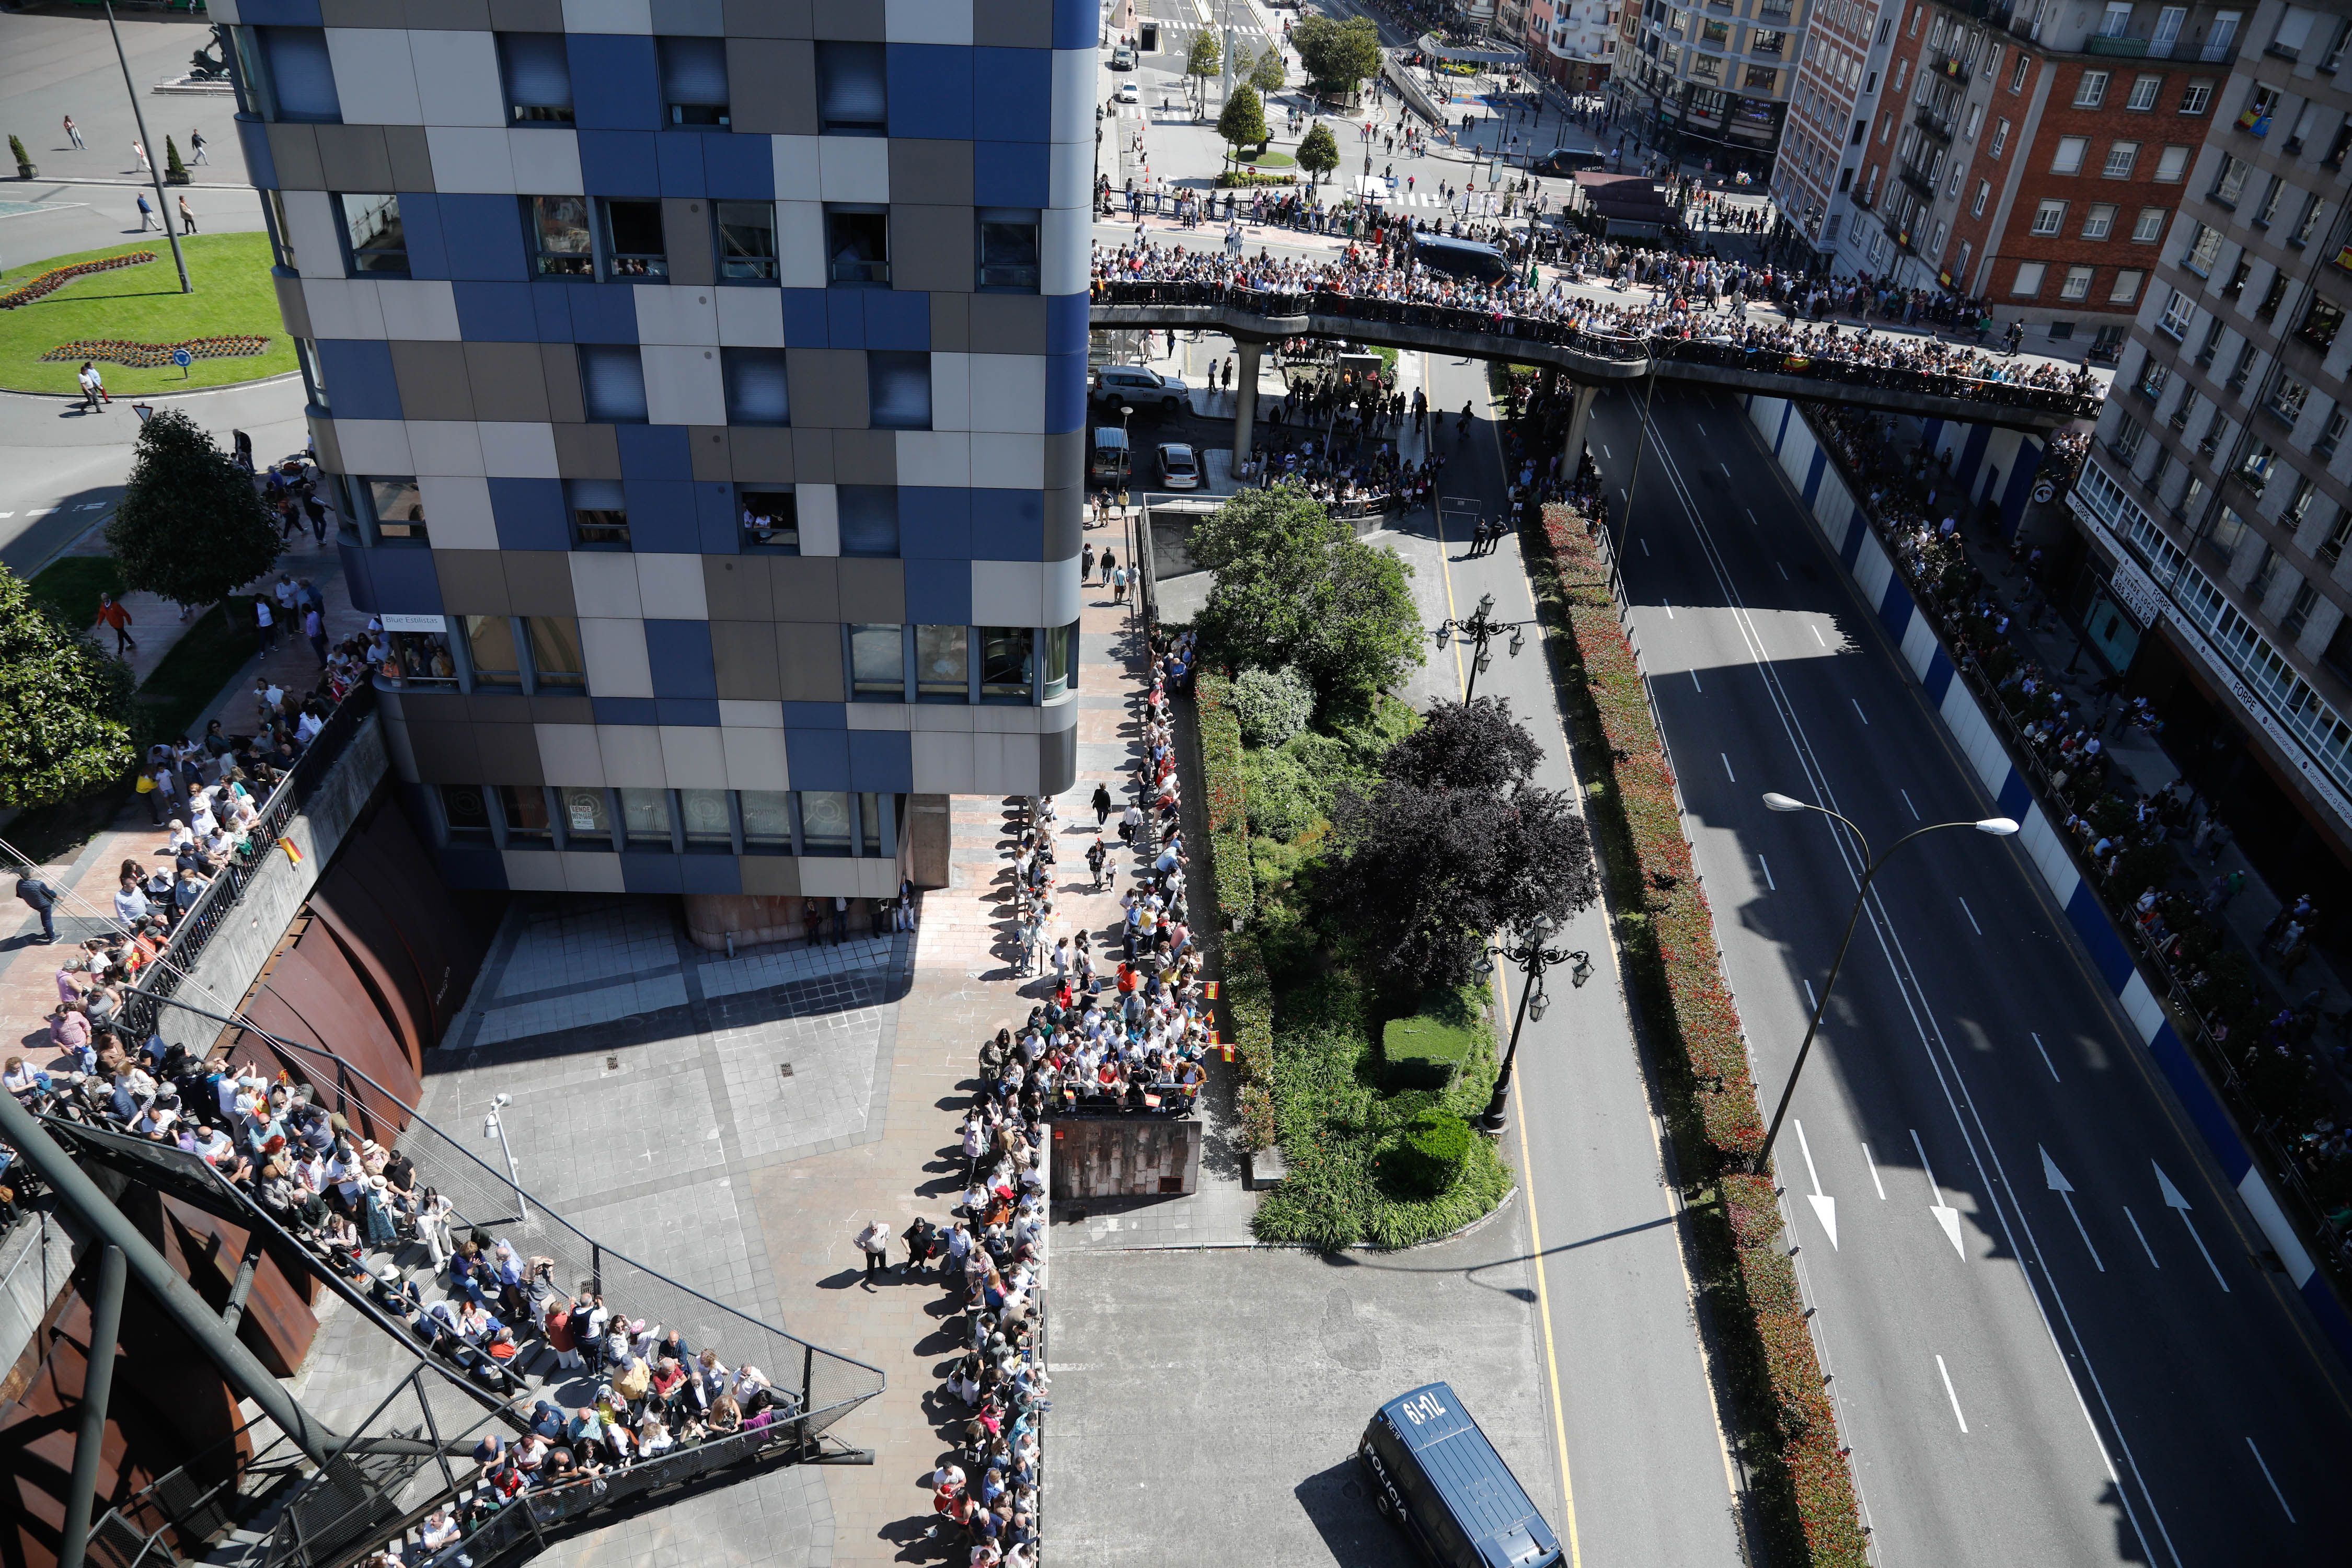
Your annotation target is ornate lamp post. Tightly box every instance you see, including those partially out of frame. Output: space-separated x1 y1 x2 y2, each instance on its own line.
1474 923 1591 1133
1434 591 1535 702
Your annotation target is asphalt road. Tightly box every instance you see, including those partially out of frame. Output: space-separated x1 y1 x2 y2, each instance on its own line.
1587 382 2352 1566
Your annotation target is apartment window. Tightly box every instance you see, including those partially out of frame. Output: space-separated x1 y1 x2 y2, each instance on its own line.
559 788 612 845
2150 3 2187 51
339 194 407 276
2010 54 2028 92
816 41 887 134
525 616 585 689
2158 286 2196 337
2051 136 2088 175
2236 83 2279 135
2326 117 2352 168
2060 265 2094 301
2030 200 2066 236
739 790 791 850
977 209 1042 292
2237 442 2278 495
499 786 552 844
837 485 901 557
681 789 732 848
565 478 630 547
2111 268 2145 303
2012 260 2046 296
2253 176 2285 228
464 615 522 688
1955 239 1971 276
1945 165 1963 200
499 32 574 124
2210 154 2250 205
2204 11 2242 60
826 205 889 285
2078 203 2114 239
739 488 798 552
2322 509 2352 569
867 352 932 431
2154 144 2189 180
1971 179 1991 217
1700 18 1729 44
578 346 647 424
916 625 969 702
2103 142 2138 178
2132 205 2166 241
441 785 491 840
619 789 673 847
365 476 426 540
2136 356 2170 399
1989 117 2008 157
2284 476 2320 529
2100 1 2131 37
2181 222 2222 275
602 199 668 279
2322 403 2349 458
1752 27 1785 52
2298 295 2345 351
659 36 730 126
2290 192 2326 247
2113 414 2145 460
2179 79 2212 115
385 631 454 686
527 195 593 276
716 201 776 280
2126 73 2160 111
2266 372 2311 427
2076 70 2108 109
1041 620 1078 701
849 624 906 701
979 628 1033 702
1895 60 1908 92
2255 271 2291 322
2324 15 2352 71
2222 258 2253 304
721 347 790 426
2283 582 2320 640
258 26 341 123
798 791 854 855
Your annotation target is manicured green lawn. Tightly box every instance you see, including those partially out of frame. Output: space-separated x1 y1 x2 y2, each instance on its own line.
0 233 294 395
26 555 129 630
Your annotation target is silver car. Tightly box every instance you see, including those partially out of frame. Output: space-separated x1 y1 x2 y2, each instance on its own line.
1157 443 1201 490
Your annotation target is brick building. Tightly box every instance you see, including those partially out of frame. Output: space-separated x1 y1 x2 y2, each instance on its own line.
1527 0 1619 88
1844 0 2246 361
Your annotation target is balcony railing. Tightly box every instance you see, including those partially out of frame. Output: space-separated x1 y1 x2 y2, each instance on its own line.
1927 48 1970 82
1897 160 1938 198
1914 104 1955 141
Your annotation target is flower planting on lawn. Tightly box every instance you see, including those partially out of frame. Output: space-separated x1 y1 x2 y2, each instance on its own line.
0 252 153 311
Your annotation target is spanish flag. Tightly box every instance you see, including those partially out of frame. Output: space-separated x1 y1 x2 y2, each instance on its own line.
279 836 303 867
1203 981 1220 999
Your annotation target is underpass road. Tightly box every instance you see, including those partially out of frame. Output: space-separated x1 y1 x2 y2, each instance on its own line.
1589 383 2352 1567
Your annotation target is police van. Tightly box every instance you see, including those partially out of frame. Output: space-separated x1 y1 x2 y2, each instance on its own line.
1358 1383 1562 1568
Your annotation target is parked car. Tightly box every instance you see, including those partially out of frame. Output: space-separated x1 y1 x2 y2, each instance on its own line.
1360 1383 1562 1568
1531 147 1608 177
1156 443 1201 489
1090 364 1189 412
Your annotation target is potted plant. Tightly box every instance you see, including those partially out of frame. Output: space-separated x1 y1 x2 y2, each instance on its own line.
9 135 33 180
163 136 190 186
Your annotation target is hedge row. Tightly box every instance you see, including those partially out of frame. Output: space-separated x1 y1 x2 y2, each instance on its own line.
1195 671 1279 1150
1538 505 1867 1568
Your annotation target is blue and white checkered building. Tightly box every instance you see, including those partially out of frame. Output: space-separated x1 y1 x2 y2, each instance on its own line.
218 0 1096 920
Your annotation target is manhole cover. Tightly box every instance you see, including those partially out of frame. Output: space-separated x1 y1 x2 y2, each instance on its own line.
779 1062 795 1079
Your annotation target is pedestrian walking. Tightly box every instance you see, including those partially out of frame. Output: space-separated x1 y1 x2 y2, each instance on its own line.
854 1219 891 1285
14 866 61 944
77 362 107 411
62 114 85 150
95 593 135 654
1090 781 1113 825
304 604 328 665
1111 563 1129 604
177 194 198 235
253 595 276 653
132 140 149 173
189 127 208 165
135 192 158 231
1081 543 1096 582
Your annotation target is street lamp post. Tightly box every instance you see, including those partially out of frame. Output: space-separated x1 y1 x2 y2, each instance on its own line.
1475 923 1590 1132
1434 590 1534 702
103 0 191 294
1749 792 2019 1174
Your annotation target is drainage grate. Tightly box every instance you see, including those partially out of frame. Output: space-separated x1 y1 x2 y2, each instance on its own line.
606 1055 619 1071
778 1062 795 1079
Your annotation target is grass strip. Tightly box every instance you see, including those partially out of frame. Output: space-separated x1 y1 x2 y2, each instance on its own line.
0 234 294 395
26 555 129 631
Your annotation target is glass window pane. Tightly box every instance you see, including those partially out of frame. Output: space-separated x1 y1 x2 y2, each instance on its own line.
837 486 900 557
716 201 776 279
559 786 611 839
978 209 1041 291
577 348 648 425
659 36 730 125
262 26 342 123
442 783 491 834
740 488 798 552
501 32 574 122
499 785 550 839
681 788 733 845
368 476 425 539
531 195 593 274
859 792 881 856
740 789 792 847
850 624 904 698
341 194 407 275
799 790 852 854
383 630 455 686
1041 619 1077 699
566 477 632 545
721 347 791 425
619 787 672 843
465 615 520 685
603 199 668 279
916 624 967 700
867 351 930 430
980 627 1032 701
527 616 585 687
826 206 890 284
816 41 887 132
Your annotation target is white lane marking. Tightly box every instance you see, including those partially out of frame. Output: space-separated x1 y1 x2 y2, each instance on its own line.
27 507 55 517
1812 624 1827 647
1698 421 1709 436
1911 1127 1968 1259
2246 1438 2295 1523
1802 978 1817 1011
2040 1146 2104 1273
1721 752 1736 781
1852 698 1870 726
1602 444 1611 459
1862 1142 1888 1201
1758 854 1775 891
1642 537 1653 557
2122 1204 2159 1269
1958 897 1982 935
1721 462 1732 476
1900 788 1920 820
1936 1355 1969 1433
1691 668 1704 693
1777 562 1790 580
2155 1161 2228 1292
76 501 104 511
1794 1119 1838 1248
2031 1031 2061 1082
0 511 14 518
1746 508 1758 525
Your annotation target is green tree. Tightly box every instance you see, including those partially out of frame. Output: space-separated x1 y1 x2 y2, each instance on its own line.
106 409 280 610
1191 485 1423 704
1292 15 1382 101
0 566 135 809
1185 30 1222 119
164 136 187 182
1217 81 1269 162
1296 120 1341 183
1250 45 1288 97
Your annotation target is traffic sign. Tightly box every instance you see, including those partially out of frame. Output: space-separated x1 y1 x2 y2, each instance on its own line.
170 347 193 378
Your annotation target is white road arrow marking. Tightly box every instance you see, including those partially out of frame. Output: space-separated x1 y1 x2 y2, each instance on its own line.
2156 1161 2228 1292
1911 1128 1966 1259
1793 1119 1837 1249
2040 1146 2104 1272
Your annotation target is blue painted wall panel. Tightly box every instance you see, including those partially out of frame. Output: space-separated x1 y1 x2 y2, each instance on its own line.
903 558 972 624
1877 578 1915 643
974 48 1052 142
319 340 401 420
238 117 279 189
576 129 661 194
617 423 693 479
488 478 570 550
888 44 975 140
1802 446 1827 505
781 289 829 346
1045 350 1087 434
455 281 538 340
592 696 659 724
1046 291 1089 353
864 289 930 351
2147 1024 2252 1179
696 481 740 554
826 290 867 348
568 34 661 130
566 283 642 343
1923 648 1955 706
643 619 719 698
2064 880 2137 989
437 844 509 890
975 141 1051 207
438 194 530 281
701 131 774 198
972 487 1044 561
623 479 700 551
655 131 706 197
620 851 685 893
677 854 742 894
1997 769 2033 824
849 729 915 792
361 545 444 613
901 487 973 558
785 727 850 788
395 193 451 280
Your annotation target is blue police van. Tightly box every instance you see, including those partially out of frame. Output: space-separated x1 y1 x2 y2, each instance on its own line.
1358 1383 1562 1568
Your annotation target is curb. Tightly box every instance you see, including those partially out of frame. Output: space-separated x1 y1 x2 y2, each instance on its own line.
0 370 303 403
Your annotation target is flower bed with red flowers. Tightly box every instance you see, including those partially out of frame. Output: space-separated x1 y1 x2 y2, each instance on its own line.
1534 502 1867 1568
0 251 153 310
42 334 271 367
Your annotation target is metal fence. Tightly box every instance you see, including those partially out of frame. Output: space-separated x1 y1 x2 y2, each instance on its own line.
120 683 379 1040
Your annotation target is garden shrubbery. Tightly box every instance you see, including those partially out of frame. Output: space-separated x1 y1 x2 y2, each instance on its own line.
1230 663 1315 747
1379 988 1486 1089
1385 1108 1474 1196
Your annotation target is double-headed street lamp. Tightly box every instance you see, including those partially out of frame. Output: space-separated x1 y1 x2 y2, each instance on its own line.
1750 792 2019 1174
1475 922 1592 1133
1435 591 1534 702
